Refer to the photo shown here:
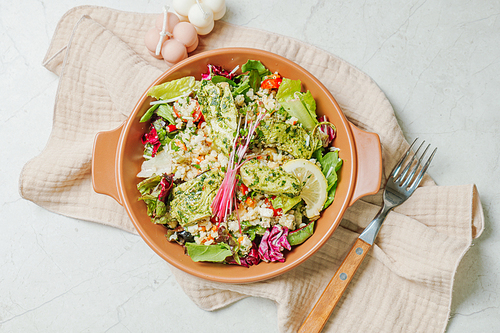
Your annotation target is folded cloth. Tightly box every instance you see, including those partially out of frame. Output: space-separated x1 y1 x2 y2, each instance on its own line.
19 6 484 333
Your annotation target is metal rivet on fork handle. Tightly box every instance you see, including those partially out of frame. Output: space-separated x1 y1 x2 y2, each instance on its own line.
339 273 347 280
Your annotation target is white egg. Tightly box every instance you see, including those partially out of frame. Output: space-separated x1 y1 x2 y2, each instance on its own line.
173 22 198 48
193 19 214 35
172 0 196 17
202 0 225 13
188 3 214 29
155 12 180 33
161 39 188 66
213 4 226 20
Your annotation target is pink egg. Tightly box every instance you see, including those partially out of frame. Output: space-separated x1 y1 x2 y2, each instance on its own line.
155 12 180 33
173 22 198 48
148 50 164 60
144 27 162 54
186 37 199 53
161 39 188 66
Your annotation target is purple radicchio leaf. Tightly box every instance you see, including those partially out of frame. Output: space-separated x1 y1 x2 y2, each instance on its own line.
317 115 336 146
258 225 291 263
158 174 174 202
226 241 261 267
201 64 237 81
141 125 161 157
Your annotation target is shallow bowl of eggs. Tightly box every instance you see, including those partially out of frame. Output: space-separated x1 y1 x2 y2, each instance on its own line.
91 48 382 283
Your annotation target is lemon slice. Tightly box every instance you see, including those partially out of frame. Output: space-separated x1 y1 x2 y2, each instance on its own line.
282 159 328 218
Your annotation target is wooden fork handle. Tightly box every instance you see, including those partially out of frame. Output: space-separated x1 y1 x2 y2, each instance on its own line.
298 238 372 333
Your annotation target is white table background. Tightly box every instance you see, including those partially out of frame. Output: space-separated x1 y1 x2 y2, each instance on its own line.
1 0 499 332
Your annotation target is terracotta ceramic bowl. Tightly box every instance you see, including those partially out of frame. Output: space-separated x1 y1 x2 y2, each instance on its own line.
92 48 381 283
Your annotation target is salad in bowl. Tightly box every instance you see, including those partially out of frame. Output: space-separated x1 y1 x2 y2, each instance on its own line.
136 59 342 267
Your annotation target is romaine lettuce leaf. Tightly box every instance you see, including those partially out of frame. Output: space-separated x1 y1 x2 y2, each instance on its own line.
147 76 195 100
276 78 318 131
298 90 317 120
279 99 318 131
276 78 302 101
270 195 302 213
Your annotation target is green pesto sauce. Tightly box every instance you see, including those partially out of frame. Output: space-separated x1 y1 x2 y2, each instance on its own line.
257 120 323 159
197 81 238 156
240 159 302 197
170 170 223 226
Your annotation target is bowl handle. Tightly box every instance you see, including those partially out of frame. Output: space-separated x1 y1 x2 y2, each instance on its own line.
348 122 382 206
91 122 124 205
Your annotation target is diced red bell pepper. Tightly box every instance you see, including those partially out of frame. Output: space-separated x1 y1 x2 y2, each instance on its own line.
239 183 249 196
264 198 283 217
172 104 182 119
166 124 177 133
261 74 282 90
192 103 203 123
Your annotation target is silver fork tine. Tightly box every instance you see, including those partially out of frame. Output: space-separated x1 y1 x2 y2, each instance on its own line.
392 138 418 178
401 143 430 188
408 146 437 192
396 140 425 183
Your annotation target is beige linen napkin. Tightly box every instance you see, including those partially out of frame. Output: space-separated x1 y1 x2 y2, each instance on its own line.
19 6 484 333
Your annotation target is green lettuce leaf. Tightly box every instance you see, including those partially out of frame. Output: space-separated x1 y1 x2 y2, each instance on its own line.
287 221 315 246
140 104 159 123
276 78 318 131
313 149 343 209
279 99 318 131
147 76 195 100
185 242 233 262
323 186 338 209
276 78 302 101
321 150 342 191
241 60 270 76
211 75 237 86
248 69 261 92
241 221 267 241
298 90 317 120
156 104 176 124
270 195 302 213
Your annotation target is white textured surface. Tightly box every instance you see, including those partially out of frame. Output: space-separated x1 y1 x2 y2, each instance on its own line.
1 0 498 332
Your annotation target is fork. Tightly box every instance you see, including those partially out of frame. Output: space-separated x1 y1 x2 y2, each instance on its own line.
298 138 437 333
